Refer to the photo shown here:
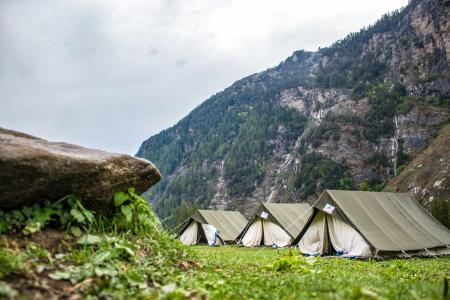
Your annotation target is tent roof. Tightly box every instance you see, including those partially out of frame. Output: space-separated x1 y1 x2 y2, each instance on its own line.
315 190 450 252
250 203 313 238
190 209 248 241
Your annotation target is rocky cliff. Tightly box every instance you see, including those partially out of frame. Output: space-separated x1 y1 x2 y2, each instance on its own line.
137 0 450 225
385 124 450 227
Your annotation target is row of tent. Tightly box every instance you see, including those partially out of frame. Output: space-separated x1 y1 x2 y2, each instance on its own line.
177 190 450 258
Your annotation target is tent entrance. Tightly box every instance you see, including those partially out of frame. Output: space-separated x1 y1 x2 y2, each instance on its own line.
241 217 292 247
179 220 199 245
179 220 223 246
299 211 371 257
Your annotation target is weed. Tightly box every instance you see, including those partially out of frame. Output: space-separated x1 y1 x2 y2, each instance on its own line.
0 188 195 298
0 195 95 236
0 248 26 279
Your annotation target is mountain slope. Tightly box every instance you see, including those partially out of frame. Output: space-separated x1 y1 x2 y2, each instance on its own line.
385 124 450 227
137 0 450 225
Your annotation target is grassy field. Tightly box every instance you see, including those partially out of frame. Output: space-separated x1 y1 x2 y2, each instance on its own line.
177 246 450 300
0 194 448 299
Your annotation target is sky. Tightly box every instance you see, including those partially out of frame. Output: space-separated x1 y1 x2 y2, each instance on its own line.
0 0 407 155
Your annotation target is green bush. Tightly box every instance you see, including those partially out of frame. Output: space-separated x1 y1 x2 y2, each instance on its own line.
395 165 406 176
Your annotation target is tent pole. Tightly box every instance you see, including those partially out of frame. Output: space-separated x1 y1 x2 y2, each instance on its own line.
169 217 190 234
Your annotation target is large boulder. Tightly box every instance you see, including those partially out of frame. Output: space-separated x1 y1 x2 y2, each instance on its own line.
0 127 161 210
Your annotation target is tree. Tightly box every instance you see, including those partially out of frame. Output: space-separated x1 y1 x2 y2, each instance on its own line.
431 199 449 229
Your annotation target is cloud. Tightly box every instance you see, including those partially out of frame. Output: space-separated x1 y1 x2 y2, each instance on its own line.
0 0 407 154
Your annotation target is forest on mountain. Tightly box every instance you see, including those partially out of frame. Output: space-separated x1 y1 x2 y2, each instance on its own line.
137 0 450 228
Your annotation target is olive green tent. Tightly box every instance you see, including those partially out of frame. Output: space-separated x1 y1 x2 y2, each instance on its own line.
178 210 247 246
238 203 313 247
296 190 450 258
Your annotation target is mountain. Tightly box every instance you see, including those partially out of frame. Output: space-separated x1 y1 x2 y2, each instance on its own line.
385 124 450 228
137 0 450 227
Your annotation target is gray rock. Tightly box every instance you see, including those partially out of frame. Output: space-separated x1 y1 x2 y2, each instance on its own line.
0 127 161 210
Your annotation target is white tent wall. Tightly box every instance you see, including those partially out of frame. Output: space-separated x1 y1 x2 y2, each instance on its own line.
241 219 263 247
241 218 293 247
299 211 372 257
201 224 221 246
262 220 292 247
327 213 371 257
299 212 327 255
180 221 199 245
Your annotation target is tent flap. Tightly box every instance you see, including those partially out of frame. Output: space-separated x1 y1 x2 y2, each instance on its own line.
327 213 371 257
262 220 292 247
179 221 198 245
201 224 220 246
241 219 263 247
299 211 328 255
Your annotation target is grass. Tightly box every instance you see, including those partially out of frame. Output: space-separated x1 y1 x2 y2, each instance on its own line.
0 193 448 299
1 236 449 299
0 191 198 299
176 246 450 300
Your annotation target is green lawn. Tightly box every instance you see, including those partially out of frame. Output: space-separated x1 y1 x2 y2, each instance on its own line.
177 246 450 300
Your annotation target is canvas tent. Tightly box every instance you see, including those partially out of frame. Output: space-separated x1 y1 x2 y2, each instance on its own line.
238 203 313 247
296 190 450 258
178 209 247 246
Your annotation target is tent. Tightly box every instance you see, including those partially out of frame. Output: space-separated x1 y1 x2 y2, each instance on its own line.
178 209 247 246
238 203 313 247
296 190 450 258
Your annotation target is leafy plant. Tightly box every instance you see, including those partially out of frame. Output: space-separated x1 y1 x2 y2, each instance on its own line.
111 187 161 236
0 195 95 236
65 195 95 237
0 248 27 279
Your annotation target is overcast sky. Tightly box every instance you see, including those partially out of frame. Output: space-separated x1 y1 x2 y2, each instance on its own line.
0 0 407 155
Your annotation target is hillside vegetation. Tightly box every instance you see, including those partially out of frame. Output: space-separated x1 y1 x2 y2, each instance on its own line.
137 0 450 227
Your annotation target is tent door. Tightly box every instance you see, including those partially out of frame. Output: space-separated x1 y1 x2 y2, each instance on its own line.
179 221 199 245
201 224 222 246
299 211 371 257
262 220 292 247
298 211 329 255
326 214 371 257
241 218 292 247
241 218 263 247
